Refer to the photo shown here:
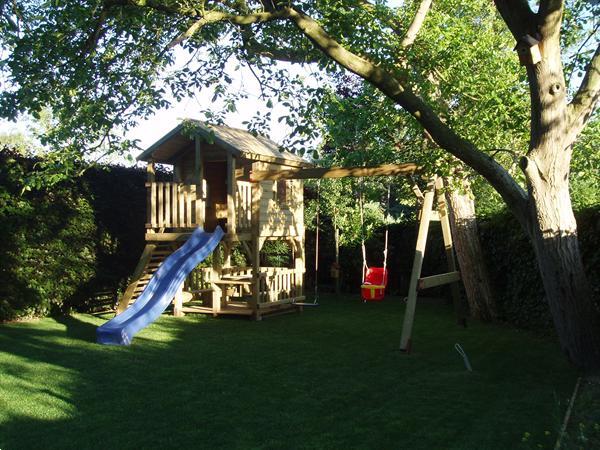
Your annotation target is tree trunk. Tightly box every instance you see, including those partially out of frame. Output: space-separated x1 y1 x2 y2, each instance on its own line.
525 163 600 370
445 179 497 322
520 35 600 369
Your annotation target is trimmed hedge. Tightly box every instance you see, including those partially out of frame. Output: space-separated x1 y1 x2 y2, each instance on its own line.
479 207 600 331
0 149 151 320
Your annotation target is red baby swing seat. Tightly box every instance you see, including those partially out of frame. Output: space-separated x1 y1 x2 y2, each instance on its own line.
361 267 388 301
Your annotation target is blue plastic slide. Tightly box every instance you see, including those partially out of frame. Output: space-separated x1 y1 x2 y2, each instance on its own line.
97 226 224 345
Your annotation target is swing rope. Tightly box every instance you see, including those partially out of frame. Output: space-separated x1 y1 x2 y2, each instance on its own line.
359 178 392 279
359 178 368 283
295 180 320 307
314 179 320 304
383 181 391 273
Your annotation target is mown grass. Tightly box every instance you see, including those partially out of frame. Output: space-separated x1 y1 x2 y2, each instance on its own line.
0 296 577 449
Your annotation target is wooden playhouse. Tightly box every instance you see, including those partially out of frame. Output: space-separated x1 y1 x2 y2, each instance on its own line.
118 120 312 320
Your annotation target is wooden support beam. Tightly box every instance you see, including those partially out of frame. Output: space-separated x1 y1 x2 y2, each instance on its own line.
418 271 461 290
251 180 263 321
436 177 466 326
400 177 436 352
250 163 419 182
194 136 202 185
173 283 185 317
211 244 222 316
227 152 236 235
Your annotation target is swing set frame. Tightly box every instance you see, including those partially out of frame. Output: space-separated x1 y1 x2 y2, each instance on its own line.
251 163 465 353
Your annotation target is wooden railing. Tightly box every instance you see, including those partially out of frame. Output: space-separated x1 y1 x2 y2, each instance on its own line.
146 182 204 229
186 267 212 292
259 267 301 303
214 266 301 304
235 181 252 232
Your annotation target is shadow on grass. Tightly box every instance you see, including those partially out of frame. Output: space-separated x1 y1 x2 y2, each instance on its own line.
0 296 577 450
52 314 99 342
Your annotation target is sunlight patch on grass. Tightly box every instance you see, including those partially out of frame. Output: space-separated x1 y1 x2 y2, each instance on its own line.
0 356 77 422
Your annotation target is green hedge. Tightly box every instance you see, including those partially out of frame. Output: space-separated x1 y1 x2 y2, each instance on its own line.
0 148 152 321
479 207 600 331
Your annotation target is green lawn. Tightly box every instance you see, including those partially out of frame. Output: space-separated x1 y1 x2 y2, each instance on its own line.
0 296 577 449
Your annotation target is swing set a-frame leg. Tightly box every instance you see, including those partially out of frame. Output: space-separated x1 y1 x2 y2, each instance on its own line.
400 178 436 352
435 178 467 328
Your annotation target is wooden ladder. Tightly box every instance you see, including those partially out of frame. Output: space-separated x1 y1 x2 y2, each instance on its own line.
115 243 175 314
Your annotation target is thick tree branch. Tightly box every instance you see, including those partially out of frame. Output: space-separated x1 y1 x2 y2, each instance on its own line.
401 0 432 48
568 43 600 142
493 0 536 40
104 0 529 222
285 6 528 222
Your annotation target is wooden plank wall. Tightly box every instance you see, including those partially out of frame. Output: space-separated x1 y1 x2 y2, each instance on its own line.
255 162 304 237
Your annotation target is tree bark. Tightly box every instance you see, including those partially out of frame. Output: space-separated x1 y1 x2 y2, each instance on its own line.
445 179 497 322
519 28 600 369
524 157 600 370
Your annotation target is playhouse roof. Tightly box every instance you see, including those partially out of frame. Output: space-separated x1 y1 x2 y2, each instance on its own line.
137 120 311 168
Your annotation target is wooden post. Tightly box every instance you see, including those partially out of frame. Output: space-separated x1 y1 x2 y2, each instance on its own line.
195 136 204 227
211 244 222 316
400 177 436 352
227 152 236 235
251 179 263 321
436 178 467 327
173 282 184 317
147 160 156 231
